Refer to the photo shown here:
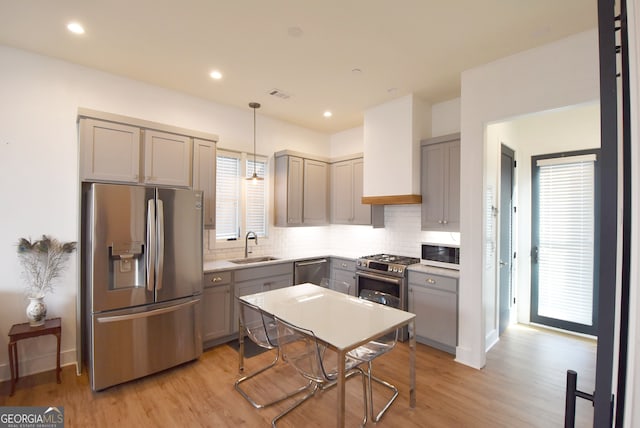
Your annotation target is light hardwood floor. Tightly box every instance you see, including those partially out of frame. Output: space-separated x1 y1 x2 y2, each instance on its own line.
0 324 596 427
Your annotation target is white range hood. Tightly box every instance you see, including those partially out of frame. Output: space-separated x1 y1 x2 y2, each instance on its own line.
362 94 431 205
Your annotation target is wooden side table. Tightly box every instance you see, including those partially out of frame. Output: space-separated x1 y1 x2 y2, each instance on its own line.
7 317 61 396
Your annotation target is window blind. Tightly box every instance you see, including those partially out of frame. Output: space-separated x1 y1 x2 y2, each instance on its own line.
536 157 595 326
246 159 267 237
216 152 240 240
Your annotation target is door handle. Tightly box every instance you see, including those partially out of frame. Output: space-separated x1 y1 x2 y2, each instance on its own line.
499 260 507 267
146 199 156 292
156 199 165 291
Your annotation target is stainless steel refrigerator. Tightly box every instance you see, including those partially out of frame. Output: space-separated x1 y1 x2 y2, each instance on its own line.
84 183 203 391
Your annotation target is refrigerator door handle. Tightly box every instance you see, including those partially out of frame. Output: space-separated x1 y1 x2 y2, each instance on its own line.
96 299 199 323
146 199 156 292
157 198 165 291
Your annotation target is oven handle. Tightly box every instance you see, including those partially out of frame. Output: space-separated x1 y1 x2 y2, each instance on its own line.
356 271 403 285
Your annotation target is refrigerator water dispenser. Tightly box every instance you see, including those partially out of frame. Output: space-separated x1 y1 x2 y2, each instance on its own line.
109 242 144 289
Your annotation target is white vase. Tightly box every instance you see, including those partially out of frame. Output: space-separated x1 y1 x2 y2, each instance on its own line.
26 295 47 326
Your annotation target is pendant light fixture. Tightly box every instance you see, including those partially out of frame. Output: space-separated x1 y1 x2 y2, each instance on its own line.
247 102 263 182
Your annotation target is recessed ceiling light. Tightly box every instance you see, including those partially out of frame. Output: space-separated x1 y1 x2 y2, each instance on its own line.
67 22 85 35
323 111 332 118
209 70 223 80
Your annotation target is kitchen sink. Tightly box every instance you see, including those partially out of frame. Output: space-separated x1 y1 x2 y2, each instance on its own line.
228 256 280 264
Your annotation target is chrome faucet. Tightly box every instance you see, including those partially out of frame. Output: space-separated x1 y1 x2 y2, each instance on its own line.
244 231 258 258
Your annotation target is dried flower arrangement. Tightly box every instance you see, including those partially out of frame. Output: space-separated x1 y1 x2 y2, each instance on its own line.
17 235 77 298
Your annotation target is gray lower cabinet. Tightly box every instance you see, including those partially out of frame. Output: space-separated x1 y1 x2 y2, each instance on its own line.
408 270 458 354
202 271 233 346
232 262 293 334
330 257 357 296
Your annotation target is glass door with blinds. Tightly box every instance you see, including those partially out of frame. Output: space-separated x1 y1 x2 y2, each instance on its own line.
530 150 600 335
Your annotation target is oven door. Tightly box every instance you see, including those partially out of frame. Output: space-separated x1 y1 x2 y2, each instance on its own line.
355 271 405 308
355 270 408 341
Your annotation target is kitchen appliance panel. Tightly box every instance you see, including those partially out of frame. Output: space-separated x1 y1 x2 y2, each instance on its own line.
293 258 328 285
420 243 460 270
88 184 155 313
155 188 204 302
89 296 202 391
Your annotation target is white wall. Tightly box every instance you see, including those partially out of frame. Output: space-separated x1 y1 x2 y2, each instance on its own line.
330 126 363 158
459 29 600 369
0 45 330 380
432 98 461 137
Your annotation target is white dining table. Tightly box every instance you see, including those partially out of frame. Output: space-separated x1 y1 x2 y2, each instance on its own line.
239 283 416 428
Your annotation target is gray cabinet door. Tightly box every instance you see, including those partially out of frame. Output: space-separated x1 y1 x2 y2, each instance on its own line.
330 258 356 296
409 283 457 354
202 284 231 342
303 159 328 224
193 138 216 229
330 158 371 225
421 135 460 231
331 160 354 223
143 130 193 187
444 141 460 231
351 159 372 225
80 118 141 183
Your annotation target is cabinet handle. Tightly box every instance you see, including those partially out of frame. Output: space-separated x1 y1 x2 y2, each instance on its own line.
341 263 348 268
438 220 443 224
426 278 436 284
443 220 448 224
210 276 223 283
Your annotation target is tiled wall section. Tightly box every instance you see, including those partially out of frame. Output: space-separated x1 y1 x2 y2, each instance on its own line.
205 204 460 261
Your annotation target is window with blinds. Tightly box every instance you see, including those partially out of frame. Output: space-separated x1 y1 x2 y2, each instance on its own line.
246 159 267 236
215 150 267 240
216 152 241 240
531 152 597 333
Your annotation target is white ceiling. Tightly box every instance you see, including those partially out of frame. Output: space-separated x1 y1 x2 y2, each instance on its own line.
0 0 597 133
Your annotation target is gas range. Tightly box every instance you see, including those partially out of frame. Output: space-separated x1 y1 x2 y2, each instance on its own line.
356 253 420 278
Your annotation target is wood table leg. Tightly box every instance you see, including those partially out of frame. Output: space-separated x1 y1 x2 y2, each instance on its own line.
8 342 16 396
56 331 61 384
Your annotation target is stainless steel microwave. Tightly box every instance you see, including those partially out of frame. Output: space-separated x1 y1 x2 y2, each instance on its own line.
421 243 460 270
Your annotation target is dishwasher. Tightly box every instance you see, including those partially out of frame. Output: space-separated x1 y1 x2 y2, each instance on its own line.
293 258 328 285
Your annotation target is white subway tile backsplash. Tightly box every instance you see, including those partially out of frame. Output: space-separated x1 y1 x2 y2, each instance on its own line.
205 204 457 261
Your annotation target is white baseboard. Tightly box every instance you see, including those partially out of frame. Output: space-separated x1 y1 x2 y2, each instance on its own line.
454 345 485 369
0 349 77 383
485 328 499 352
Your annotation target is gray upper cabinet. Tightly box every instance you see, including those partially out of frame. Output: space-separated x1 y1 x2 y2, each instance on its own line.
143 130 192 187
79 111 218 190
80 118 141 183
421 133 460 231
302 159 329 225
193 138 216 229
275 151 328 226
330 157 371 225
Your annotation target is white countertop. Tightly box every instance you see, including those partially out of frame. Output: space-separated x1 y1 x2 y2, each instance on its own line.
407 263 460 278
203 251 361 272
